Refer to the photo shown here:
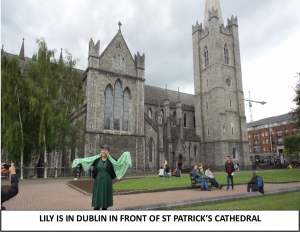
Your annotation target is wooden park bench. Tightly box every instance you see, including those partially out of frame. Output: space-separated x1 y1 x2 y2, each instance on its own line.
190 173 212 190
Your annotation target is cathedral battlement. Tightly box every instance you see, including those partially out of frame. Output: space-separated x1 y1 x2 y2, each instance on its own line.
89 38 100 57
134 52 145 69
220 24 232 35
199 27 209 40
227 15 238 27
192 21 202 34
208 7 220 21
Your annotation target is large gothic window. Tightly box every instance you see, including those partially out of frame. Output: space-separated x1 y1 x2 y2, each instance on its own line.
147 108 152 119
104 85 112 129
232 147 236 159
123 89 130 131
184 113 187 127
204 46 209 67
149 138 154 162
113 81 122 130
173 111 176 126
224 44 229 65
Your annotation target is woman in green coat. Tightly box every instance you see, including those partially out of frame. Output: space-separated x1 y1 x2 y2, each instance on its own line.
72 144 132 210
91 144 116 210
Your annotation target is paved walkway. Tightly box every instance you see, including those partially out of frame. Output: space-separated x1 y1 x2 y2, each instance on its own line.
1 177 300 210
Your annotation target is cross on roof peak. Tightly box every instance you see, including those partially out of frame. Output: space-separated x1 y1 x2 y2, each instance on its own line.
118 21 122 32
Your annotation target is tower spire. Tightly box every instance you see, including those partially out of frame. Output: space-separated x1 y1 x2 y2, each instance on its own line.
19 38 25 59
59 48 63 63
164 85 169 100
204 0 224 27
177 87 181 102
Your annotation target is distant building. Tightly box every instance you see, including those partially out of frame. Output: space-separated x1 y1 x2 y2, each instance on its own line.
247 113 299 164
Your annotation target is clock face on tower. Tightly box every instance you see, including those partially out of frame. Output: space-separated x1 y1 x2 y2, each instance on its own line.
226 77 232 86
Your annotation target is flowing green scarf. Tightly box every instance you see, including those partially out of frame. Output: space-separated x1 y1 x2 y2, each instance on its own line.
72 151 132 179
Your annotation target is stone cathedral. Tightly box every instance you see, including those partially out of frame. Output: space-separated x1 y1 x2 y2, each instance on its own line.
2 0 250 174
80 0 249 173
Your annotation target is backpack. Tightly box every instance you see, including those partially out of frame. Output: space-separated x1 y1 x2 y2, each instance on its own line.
257 176 264 188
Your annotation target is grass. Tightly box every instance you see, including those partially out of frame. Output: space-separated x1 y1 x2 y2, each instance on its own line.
114 169 300 191
179 191 300 210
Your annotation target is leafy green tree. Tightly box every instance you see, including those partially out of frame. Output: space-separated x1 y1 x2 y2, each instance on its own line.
2 39 86 178
1 55 30 179
26 39 62 178
292 72 300 127
283 135 300 162
52 49 86 177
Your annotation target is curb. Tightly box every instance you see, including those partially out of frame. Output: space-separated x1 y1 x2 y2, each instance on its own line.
117 186 300 210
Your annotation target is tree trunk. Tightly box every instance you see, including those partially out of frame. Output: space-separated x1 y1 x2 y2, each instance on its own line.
16 84 24 180
55 148 61 178
31 149 40 179
43 133 47 178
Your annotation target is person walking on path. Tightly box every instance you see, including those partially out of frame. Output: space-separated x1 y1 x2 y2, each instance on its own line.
225 156 235 191
162 157 171 180
72 144 132 210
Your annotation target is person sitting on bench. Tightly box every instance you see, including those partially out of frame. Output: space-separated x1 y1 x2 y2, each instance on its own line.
191 164 210 191
204 165 223 190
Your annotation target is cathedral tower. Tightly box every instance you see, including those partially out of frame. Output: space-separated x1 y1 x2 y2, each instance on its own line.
192 0 249 167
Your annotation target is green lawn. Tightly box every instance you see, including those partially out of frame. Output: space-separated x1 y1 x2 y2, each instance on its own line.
114 169 300 191
179 191 300 210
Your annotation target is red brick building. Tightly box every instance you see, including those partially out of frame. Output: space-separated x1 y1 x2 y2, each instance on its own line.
247 113 299 164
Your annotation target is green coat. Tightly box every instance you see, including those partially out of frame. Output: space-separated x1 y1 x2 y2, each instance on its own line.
92 160 113 208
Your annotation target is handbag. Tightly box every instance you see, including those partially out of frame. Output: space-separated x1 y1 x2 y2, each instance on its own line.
165 164 169 172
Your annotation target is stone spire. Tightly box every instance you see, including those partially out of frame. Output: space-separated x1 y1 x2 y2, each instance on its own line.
59 48 63 63
164 85 169 100
177 87 181 103
204 0 224 27
19 38 25 59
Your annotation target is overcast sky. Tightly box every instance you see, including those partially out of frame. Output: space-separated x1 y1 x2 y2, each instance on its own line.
1 0 300 123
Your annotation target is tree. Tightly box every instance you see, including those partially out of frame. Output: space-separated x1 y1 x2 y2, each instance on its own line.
1 55 30 179
52 49 86 178
283 135 300 162
2 38 86 178
27 39 87 178
292 72 300 127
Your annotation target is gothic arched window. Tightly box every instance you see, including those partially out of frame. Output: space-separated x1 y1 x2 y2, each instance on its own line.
184 113 187 127
232 147 236 159
194 115 195 128
224 44 229 65
149 138 154 162
204 46 209 67
161 109 164 116
113 81 122 130
173 111 176 126
194 145 197 162
123 89 130 131
147 108 152 119
104 85 112 129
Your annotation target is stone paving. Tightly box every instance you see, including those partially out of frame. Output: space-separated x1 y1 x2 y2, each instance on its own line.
1 177 300 210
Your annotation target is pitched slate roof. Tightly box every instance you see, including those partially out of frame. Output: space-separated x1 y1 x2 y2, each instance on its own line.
247 112 293 128
144 85 195 107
